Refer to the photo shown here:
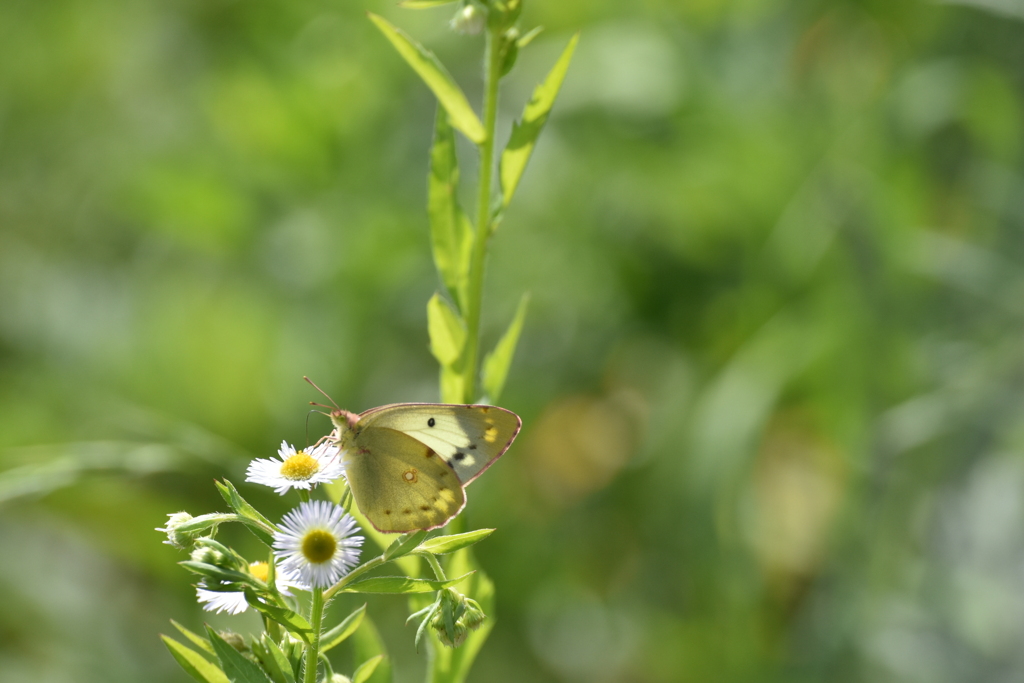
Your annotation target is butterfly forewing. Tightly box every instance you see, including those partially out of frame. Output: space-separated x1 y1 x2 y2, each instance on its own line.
346 426 466 533
359 404 521 484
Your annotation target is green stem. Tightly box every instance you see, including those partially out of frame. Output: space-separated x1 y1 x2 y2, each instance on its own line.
421 552 447 581
462 25 503 404
303 589 325 683
322 555 386 600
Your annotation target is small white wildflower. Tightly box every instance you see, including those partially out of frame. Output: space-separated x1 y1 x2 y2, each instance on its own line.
246 440 344 494
195 561 300 615
273 500 363 589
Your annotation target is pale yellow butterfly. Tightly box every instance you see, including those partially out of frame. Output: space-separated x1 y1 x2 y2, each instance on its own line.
327 403 521 533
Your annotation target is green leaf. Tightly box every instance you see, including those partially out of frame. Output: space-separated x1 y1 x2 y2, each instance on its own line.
428 293 467 367
440 365 466 405
399 0 457 7
171 620 217 661
499 32 579 207
351 613 391 683
178 561 254 587
428 107 473 309
244 591 314 642
163 635 231 683
368 13 485 143
481 293 529 403
517 26 543 48
206 627 274 683
320 603 367 654
385 530 429 561
416 528 495 555
250 636 296 683
215 479 277 546
342 573 474 594
353 655 385 683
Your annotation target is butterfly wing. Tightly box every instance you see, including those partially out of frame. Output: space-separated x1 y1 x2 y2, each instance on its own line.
346 425 466 533
359 403 521 484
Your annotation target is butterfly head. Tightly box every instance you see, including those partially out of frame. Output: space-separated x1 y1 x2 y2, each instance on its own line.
329 408 361 439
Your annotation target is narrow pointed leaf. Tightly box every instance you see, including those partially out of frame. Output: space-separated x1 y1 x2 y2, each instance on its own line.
320 604 367 653
163 636 231 683
244 591 314 642
428 108 474 308
440 364 466 405
353 655 385 683
341 572 474 594
215 479 278 546
171 620 217 661
427 293 467 367
252 637 295 683
500 33 579 207
416 528 495 555
206 627 274 683
368 13 485 143
481 293 529 403
385 529 429 561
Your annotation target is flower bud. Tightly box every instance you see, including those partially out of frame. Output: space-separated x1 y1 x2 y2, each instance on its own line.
330 676 352 683
451 3 485 35
218 630 247 652
156 512 198 550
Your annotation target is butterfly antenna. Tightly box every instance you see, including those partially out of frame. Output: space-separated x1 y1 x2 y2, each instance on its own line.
304 376 339 410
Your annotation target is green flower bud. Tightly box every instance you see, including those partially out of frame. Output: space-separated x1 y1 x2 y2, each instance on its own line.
451 2 485 35
218 630 247 652
156 512 199 550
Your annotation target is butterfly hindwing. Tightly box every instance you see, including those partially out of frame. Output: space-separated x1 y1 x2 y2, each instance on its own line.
346 425 466 533
359 403 521 484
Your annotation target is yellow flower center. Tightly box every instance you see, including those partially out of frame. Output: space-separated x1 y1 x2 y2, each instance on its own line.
280 451 319 480
301 529 337 564
249 562 270 582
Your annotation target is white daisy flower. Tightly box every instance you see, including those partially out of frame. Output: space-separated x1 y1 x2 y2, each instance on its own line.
246 440 345 494
196 561 300 615
273 500 363 589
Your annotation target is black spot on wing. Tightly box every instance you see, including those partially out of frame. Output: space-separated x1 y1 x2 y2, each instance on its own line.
427 417 436 427
454 452 466 461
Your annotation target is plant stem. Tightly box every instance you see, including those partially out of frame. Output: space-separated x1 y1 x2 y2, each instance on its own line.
303 589 325 683
462 25 503 404
322 555 386 600
421 552 447 581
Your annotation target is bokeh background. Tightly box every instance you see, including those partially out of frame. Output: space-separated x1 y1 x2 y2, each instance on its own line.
4 0 1024 681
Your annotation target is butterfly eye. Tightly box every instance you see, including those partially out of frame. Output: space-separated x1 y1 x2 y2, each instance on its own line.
427 417 436 427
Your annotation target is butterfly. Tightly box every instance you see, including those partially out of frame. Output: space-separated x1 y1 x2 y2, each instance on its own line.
328 403 521 533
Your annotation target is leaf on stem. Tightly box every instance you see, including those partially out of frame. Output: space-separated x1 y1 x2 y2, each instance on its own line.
384 529 429 561
162 636 231 683
416 528 495 555
171 620 217 661
353 655 385 683
429 107 473 309
205 628 274 683
243 591 314 642
481 293 529 403
499 32 579 208
428 293 467 367
368 13 486 143
320 603 367 653
341 572 474 594
251 636 296 683
215 479 278 546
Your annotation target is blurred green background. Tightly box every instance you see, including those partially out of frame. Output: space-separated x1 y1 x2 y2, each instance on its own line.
3 0 1024 681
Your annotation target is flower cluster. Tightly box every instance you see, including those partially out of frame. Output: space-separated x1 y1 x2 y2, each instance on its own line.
158 438 362 613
